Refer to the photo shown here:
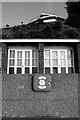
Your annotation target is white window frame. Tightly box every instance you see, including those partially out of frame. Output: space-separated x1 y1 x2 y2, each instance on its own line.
7 48 38 74
44 48 74 74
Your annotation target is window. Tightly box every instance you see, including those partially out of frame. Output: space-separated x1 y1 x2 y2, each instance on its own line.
8 48 38 74
44 49 74 74
67 50 74 73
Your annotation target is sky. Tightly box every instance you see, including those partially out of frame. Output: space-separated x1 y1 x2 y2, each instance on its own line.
2 2 68 28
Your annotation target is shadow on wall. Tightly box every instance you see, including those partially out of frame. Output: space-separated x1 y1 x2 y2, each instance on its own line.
1 117 80 120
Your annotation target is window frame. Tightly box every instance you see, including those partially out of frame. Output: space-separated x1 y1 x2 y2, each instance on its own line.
44 48 75 74
7 48 38 74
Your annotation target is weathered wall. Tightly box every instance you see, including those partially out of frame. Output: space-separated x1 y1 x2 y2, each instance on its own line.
0 74 2 119
2 74 78 118
0 43 2 74
77 43 80 117
77 43 80 73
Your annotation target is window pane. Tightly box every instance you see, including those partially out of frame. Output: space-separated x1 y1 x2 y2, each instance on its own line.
52 59 58 66
25 51 30 58
45 67 50 74
45 50 50 58
45 59 50 66
17 59 22 66
17 51 22 58
68 59 73 66
9 67 14 74
25 59 30 66
32 50 38 58
60 51 65 58
32 67 37 73
67 50 73 58
60 59 66 66
17 68 22 74
25 67 29 74
53 67 58 73
9 59 15 66
52 51 58 58
68 67 74 73
32 59 38 66
61 67 66 74
10 50 15 58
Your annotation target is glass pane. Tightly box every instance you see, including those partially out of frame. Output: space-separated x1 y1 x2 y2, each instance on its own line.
32 67 37 73
25 67 29 74
25 59 30 66
32 50 38 58
52 59 58 66
45 67 50 74
68 59 73 66
60 59 66 66
17 59 22 66
45 50 50 58
32 59 38 66
60 51 65 58
9 67 14 74
67 50 73 58
17 51 22 58
9 59 15 66
10 50 15 58
17 68 22 74
25 51 30 58
53 67 58 73
45 59 50 66
61 67 66 74
68 67 74 73
52 51 58 58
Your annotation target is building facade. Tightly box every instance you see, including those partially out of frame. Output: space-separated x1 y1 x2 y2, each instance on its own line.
1 40 80 119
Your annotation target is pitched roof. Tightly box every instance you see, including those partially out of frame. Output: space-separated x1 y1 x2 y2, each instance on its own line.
29 13 65 24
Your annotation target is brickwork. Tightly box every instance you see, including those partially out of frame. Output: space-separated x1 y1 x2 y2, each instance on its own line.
77 43 80 73
2 74 78 118
38 43 44 74
0 43 2 47
0 43 2 74
2 43 7 74
74 43 78 73
77 43 80 117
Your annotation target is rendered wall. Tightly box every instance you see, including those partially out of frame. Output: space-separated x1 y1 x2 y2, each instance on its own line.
2 74 78 118
77 43 80 117
0 74 2 120
2 42 79 118
0 43 2 120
